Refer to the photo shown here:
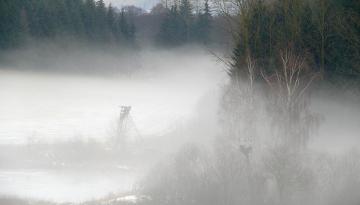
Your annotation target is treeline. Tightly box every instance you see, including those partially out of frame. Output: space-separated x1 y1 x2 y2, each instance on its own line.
156 0 212 46
0 0 218 50
0 0 136 49
230 0 360 78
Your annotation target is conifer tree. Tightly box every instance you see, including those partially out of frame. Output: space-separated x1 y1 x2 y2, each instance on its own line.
83 0 97 40
106 4 117 41
195 0 212 44
157 4 182 46
179 0 193 42
119 9 130 40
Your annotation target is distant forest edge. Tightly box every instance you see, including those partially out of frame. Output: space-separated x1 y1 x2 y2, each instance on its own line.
0 0 218 49
0 0 137 48
0 0 359 78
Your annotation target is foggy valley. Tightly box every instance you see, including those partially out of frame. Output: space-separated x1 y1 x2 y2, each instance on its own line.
0 46 226 202
0 0 360 205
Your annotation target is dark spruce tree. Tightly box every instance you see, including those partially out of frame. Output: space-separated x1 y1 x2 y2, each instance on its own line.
119 9 130 41
157 5 182 46
194 0 212 44
83 0 97 40
107 3 117 41
179 0 193 42
95 0 107 41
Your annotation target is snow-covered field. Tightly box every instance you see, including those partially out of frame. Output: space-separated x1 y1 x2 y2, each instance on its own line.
0 48 226 144
0 169 137 202
0 48 226 202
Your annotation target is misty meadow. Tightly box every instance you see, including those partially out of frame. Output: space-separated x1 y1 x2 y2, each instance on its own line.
0 0 359 205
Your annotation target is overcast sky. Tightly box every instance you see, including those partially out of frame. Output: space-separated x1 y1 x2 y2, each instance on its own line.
105 0 159 10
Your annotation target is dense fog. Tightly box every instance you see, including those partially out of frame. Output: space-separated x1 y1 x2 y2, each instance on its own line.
0 0 359 205
0 45 225 143
0 44 359 205
0 45 226 202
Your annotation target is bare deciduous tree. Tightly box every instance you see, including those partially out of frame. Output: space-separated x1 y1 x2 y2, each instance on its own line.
262 48 320 150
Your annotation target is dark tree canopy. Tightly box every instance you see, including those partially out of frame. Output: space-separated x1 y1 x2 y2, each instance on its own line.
230 0 360 79
0 0 137 49
156 0 213 46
